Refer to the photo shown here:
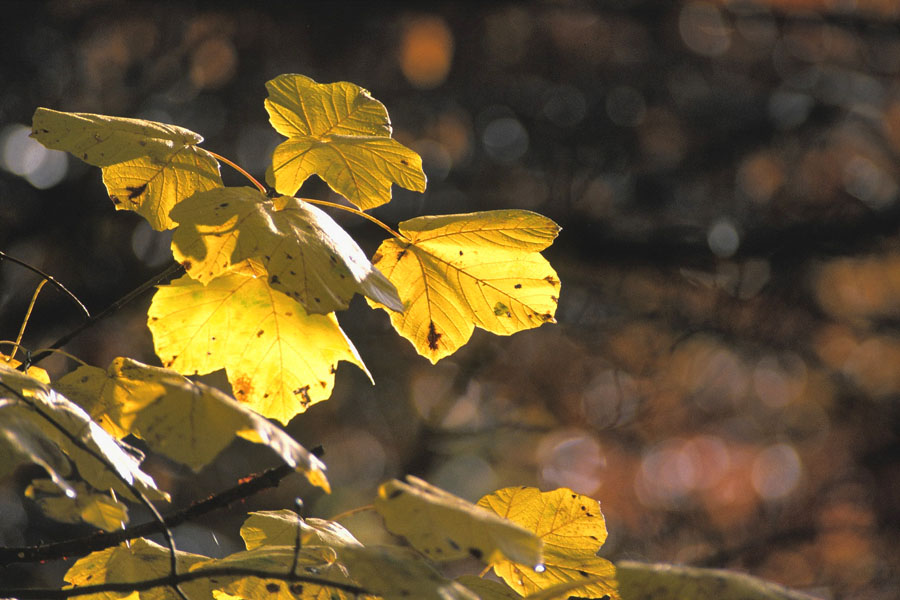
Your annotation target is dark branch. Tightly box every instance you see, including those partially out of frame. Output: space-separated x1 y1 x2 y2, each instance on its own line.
0 565 367 599
0 464 296 566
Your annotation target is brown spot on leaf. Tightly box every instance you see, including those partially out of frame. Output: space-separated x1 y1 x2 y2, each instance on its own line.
285 253 293 260
468 547 483 560
551 295 558 304
544 275 559 285
265 582 280 593
110 195 121 205
232 375 253 401
400 159 409 165
126 183 147 199
319 380 327 388
314 297 321 303
290 584 303 594
269 274 280 285
459 250 463 256
218 202 229 208
256 329 264 337
285 311 292 316
397 248 407 260
372 251 383 262
329 365 337 374
427 321 442 351
389 489 403 499
514 283 522 289
293 385 311 406
181 260 192 271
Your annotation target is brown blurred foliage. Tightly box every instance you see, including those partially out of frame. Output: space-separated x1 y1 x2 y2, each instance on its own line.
1 1 899 598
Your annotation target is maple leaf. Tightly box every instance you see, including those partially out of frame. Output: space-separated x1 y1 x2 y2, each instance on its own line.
31 108 222 230
147 272 370 424
374 476 541 566
169 186 402 314
478 487 619 600
368 210 561 363
264 73 426 210
0 362 168 504
55 357 329 491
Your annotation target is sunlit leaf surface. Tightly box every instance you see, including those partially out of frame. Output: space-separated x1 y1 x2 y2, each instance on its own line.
148 272 369 424
369 210 561 363
264 73 425 210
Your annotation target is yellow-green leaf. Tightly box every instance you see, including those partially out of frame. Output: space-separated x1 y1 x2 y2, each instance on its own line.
616 561 823 600
241 510 363 551
456 575 522 600
337 545 478 600
0 362 168 503
31 107 222 230
375 475 541 566
264 74 425 210
478 487 618 600
55 358 329 491
102 150 223 231
170 187 402 314
147 272 369 424
64 538 208 600
368 210 561 363
26 479 129 532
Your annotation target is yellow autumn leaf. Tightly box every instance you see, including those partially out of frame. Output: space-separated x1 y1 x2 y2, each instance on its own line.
264 73 426 210
368 210 561 363
31 108 222 230
616 561 822 600
170 187 402 314
478 487 619 600
1 352 50 383
64 538 208 600
54 358 329 491
241 510 363 551
374 475 541 566
26 479 129 532
147 273 370 424
0 362 168 503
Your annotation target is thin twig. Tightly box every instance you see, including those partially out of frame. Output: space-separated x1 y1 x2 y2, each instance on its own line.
0 250 90 318
0 464 296 566
8 280 47 363
207 149 267 194
27 262 184 367
300 196 406 240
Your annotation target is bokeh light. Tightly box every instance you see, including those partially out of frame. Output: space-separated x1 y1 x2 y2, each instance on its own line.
0 124 68 189
400 15 454 89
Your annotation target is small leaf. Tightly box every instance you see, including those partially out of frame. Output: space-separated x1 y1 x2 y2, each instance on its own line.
26 479 129 532
55 357 329 491
31 107 222 230
0 363 167 503
148 272 370 424
478 487 618 600
170 187 402 314
375 475 541 566
369 210 561 363
264 73 426 210
241 510 363 551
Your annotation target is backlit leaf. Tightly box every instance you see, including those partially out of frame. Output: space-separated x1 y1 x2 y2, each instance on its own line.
147 272 369 424
455 576 521 600
368 210 561 363
170 187 402 314
26 478 129 532
55 358 329 491
337 545 478 600
0 362 167 503
478 487 618 600
264 73 426 210
375 475 541 566
64 538 208 600
31 108 222 230
241 510 363 551
616 561 822 600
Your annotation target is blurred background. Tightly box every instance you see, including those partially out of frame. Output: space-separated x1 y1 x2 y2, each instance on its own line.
1 0 899 597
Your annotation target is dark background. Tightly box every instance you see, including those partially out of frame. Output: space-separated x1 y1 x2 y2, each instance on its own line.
1 1 899 597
